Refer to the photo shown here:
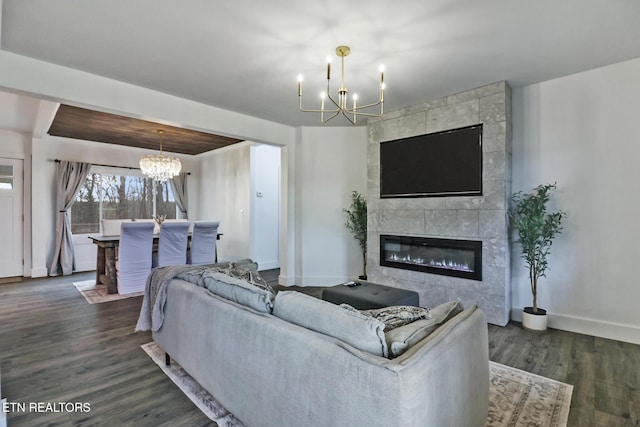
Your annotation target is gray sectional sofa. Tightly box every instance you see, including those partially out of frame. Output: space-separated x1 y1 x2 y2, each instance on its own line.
150 270 490 427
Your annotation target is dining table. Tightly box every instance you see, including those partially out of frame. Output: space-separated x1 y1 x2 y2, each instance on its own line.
88 233 222 294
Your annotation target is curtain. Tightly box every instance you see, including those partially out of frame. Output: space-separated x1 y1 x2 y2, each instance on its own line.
169 172 189 219
49 161 91 276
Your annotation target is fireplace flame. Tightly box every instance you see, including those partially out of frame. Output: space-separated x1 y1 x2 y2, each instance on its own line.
386 253 473 273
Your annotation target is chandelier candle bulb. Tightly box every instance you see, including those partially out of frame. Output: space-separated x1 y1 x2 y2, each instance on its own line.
298 45 385 124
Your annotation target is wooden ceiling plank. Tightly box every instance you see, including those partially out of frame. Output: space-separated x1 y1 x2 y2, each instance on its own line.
48 104 243 155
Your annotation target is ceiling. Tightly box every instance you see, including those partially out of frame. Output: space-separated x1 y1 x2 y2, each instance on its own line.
1 1 640 130
48 105 243 155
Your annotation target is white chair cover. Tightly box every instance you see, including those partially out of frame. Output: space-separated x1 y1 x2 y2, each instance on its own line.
154 221 190 267
188 221 220 265
116 222 154 294
132 218 158 234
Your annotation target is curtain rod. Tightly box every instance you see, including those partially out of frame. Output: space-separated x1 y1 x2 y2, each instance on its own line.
53 159 190 175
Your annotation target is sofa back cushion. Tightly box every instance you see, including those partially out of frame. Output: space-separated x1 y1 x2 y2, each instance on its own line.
385 300 464 357
273 291 388 357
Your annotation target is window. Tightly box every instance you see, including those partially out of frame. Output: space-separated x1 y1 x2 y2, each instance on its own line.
0 164 13 190
71 167 176 234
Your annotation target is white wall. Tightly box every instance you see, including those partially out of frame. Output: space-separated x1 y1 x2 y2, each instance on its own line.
195 127 368 285
0 130 27 159
250 144 281 270
295 126 368 285
196 142 252 262
512 56 640 344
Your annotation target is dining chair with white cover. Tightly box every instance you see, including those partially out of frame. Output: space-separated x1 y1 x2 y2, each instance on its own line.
116 222 155 294
188 221 220 265
154 221 190 267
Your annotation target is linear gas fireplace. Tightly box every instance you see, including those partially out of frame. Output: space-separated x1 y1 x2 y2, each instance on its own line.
380 235 482 281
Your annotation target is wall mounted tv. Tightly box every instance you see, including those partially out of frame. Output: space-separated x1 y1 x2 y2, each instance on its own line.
380 124 483 198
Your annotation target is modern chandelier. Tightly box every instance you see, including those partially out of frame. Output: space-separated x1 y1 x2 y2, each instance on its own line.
139 129 182 182
298 45 385 124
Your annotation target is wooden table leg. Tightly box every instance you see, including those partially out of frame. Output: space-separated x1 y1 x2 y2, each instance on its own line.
104 246 118 294
96 245 105 285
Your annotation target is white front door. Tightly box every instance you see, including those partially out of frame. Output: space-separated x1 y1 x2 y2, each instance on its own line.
0 159 23 277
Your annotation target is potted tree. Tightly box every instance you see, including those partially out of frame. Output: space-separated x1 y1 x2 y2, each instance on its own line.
344 191 368 280
509 183 566 331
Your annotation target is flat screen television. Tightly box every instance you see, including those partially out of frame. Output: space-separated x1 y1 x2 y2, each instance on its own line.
379 124 483 198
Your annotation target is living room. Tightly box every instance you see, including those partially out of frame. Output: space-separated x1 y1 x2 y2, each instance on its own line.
1 1 640 426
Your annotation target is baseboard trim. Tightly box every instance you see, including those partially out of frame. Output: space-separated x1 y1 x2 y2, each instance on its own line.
278 275 295 286
31 267 48 278
510 308 640 345
256 260 279 270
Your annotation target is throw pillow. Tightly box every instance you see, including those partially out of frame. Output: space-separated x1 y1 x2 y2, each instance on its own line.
231 259 259 272
385 300 464 357
362 306 431 331
218 266 274 294
201 270 275 314
339 304 431 331
274 291 388 357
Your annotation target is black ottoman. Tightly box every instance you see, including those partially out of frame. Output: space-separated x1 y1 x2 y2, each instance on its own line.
321 281 419 309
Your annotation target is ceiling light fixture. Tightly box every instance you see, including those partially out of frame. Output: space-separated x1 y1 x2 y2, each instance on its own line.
139 129 182 181
298 45 385 124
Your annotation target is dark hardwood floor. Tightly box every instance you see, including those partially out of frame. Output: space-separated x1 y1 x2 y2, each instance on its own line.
0 271 213 426
1 270 638 426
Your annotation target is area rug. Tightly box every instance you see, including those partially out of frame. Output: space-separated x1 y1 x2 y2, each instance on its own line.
73 280 143 304
142 341 573 427
487 362 573 426
141 342 242 427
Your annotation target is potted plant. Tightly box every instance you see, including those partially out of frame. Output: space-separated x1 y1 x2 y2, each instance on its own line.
344 191 368 280
509 183 566 331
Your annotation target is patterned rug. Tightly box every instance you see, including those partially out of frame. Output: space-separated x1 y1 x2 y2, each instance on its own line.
73 280 143 304
142 342 573 427
141 342 242 427
487 362 573 426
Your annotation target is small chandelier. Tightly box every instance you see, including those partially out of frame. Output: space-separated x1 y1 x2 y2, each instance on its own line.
298 45 385 124
139 129 182 182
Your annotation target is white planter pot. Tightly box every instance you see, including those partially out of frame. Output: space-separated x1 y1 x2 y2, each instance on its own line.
522 307 547 331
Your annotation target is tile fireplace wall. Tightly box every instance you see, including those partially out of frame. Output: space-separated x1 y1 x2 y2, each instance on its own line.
366 81 511 325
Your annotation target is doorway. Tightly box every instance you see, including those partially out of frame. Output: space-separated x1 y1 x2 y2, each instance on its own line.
250 144 281 270
0 158 24 278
